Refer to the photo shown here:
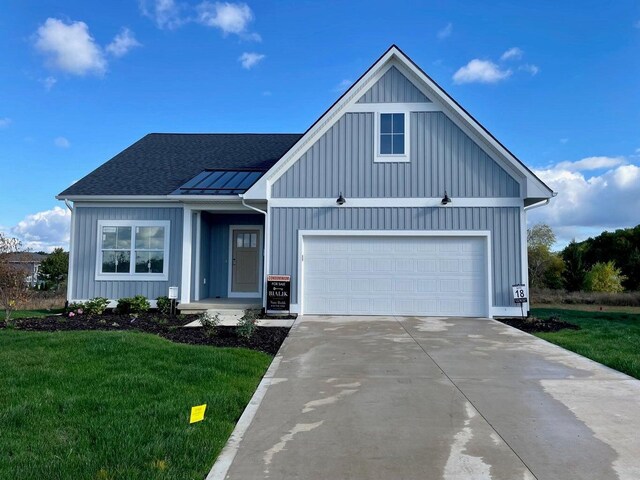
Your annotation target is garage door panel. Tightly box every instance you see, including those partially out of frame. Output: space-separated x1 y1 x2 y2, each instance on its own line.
303 236 487 317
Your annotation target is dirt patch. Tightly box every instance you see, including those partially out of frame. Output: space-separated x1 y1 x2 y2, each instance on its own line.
2 313 289 355
497 316 581 333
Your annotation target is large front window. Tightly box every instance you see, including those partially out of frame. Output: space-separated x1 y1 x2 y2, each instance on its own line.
96 221 170 280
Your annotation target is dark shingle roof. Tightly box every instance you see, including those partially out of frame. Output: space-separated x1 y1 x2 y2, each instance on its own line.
58 133 303 197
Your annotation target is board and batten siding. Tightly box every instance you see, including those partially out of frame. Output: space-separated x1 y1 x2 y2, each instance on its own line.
270 207 521 308
272 112 520 198
71 206 183 301
357 66 431 103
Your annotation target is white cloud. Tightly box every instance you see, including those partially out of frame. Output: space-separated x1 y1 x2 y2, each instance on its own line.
453 59 512 84
106 28 142 57
437 22 453 40
238 52 265 69
0 117 11 128
554 156 626 172
519 63 539 75
500 47 523 61
10 206 71 252
333 79 352 92
34 18 107 75
139 0 185 29
528 157 640 241
54 136 71 148
40 76 57 91
196 2 260 39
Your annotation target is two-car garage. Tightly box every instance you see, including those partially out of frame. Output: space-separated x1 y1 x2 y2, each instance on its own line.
301 233 490 317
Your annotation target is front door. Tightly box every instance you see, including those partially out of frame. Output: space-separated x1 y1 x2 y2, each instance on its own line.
231 228 261 295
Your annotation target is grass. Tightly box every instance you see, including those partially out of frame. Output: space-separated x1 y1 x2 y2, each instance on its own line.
0 330 272 480
531 308 640 380
9 308 65 319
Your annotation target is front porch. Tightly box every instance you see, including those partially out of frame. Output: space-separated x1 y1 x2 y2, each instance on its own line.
180 207 266 309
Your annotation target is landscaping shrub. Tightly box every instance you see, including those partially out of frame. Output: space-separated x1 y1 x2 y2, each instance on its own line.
199 312 220 337
116 295 150 314
156 296 172 315
83 297 109 315
66 302 85 315
237 309 260 339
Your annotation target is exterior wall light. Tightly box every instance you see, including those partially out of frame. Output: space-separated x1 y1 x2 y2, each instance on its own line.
336 193 346 206
441 191 452 205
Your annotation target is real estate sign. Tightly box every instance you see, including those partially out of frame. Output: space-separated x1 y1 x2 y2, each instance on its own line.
267 275 291 313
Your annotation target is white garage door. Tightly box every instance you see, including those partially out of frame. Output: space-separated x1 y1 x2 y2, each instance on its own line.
302 235 488 317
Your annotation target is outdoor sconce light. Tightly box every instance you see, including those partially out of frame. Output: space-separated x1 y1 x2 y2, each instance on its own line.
441 191 452 205
336 192 346 206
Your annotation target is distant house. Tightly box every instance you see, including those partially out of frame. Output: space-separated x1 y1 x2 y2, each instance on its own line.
57 45 553 318
3 252 46 288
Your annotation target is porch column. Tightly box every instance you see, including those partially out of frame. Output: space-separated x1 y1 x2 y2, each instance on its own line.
180 205 193 305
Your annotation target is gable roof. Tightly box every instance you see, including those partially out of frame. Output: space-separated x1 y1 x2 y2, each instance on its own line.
57 133 302 197
245 45 554 201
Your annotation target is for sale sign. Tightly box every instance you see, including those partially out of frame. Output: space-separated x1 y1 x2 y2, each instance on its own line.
512 284 528 304
267 275 290 314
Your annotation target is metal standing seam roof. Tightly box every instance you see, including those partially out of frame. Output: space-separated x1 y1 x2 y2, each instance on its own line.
57 133 303 197
172 169 265 195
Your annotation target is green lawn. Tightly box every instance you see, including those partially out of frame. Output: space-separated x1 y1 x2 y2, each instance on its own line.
531 308 640 380
0 330 271 480
10 308 65 319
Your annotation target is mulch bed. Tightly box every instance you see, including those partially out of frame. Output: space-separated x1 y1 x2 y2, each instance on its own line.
497 316 580 333
1 313 289 355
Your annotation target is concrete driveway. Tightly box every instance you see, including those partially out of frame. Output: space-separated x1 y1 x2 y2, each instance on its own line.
209 316 640 480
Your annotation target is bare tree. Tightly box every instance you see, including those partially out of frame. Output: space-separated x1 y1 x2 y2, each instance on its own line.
0 233 30 323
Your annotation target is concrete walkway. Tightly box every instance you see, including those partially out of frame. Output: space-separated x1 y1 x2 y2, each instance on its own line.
209 316 640 480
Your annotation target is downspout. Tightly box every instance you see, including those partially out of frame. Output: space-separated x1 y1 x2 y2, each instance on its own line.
523 192 556 211
61 198 74 308
240 194 268 310
63 198 73 212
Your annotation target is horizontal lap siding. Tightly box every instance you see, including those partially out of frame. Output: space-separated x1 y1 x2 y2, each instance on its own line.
72 206 183 300
270 207 520 307
357 66 431 103
272 112 520 198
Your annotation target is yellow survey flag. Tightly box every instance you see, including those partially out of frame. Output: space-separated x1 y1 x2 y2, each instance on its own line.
189 404 207 424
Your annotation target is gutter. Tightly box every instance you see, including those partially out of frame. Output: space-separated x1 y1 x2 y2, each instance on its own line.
524 192 557 211
239 194 267 216
63 199 73 211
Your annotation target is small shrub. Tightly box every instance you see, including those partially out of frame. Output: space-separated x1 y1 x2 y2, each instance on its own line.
84 297 109 315
156 296 172 315
66 302 85 316
584 261 626 293
116 295 150 314
199 312 220 337
237 309 260 339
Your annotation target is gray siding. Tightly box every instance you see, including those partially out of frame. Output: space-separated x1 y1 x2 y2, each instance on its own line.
202 213 264 298
270 207 521 307
272 112 520 198
71 206 183 300
358 66 431 103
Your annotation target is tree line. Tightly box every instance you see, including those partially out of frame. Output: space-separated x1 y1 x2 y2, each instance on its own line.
528 224 639 292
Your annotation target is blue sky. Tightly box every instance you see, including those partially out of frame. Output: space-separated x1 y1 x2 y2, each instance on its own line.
1 0 639 251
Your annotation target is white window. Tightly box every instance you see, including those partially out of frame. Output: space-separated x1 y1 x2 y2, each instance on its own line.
96 220 170 281
375 112 410 162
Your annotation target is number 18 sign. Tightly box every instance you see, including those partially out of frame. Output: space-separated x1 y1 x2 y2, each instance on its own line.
512 284 528 304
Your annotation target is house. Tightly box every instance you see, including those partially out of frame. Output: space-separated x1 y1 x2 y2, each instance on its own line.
57 45 553 318
2 252 47 288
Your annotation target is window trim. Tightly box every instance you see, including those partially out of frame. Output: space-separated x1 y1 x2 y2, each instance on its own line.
95 220 170 281
374 111 410 163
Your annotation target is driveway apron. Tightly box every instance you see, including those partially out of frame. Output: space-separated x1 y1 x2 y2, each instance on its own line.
211 315 640 480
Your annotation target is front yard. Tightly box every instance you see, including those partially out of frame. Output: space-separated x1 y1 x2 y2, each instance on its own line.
0 329 272 479
530 308 640 380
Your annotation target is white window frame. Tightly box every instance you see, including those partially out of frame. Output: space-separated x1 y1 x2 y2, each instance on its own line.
95 220 170 281
374 111 410 162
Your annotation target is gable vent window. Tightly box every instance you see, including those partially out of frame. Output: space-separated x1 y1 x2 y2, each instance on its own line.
96 220 170 281
380 113 405 154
